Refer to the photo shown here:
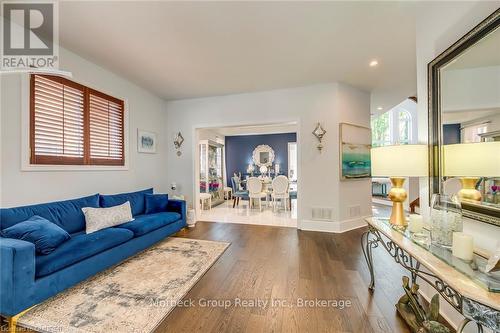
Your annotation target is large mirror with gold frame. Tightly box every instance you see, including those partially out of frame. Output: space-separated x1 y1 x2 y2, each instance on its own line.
429 9 500 226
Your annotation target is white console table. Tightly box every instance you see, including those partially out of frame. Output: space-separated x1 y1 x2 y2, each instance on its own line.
362 217 500 332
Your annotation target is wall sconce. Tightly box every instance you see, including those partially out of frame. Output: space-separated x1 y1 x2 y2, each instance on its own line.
312 123 327 152
173 132 184 156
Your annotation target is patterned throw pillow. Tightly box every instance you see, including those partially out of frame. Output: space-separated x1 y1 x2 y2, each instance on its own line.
82 201 134 234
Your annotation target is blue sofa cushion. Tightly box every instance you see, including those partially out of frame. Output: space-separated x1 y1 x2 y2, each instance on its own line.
145 194 169 214
116 212 181 237
100 188 153 216
35 228 133 278
0 194 99 234
1 216 70 255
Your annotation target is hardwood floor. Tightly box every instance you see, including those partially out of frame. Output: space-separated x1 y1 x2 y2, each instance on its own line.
157 222 411 333
3 220 413 333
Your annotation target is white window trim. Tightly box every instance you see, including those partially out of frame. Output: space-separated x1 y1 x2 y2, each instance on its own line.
397 109 412 144
20 74 130 172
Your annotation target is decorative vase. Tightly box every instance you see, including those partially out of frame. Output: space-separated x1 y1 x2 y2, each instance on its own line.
430 194 462 248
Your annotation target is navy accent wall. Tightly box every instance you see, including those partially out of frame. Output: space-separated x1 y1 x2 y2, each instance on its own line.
443 124 461 145
225 133 297 181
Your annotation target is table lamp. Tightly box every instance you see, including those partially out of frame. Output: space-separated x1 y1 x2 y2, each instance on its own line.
443 142 500 202
371 145 428 227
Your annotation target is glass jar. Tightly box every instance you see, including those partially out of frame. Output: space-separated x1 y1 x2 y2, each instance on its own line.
430 194 463 248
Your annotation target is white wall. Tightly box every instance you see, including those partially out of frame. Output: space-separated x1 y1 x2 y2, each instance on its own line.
336 83 372 223
415 2 500 331
165 82 371 232
0 47 169 207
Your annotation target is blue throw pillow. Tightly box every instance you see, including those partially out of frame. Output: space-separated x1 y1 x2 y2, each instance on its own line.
100 188 153 216
1 215 71 255
145 194 169 214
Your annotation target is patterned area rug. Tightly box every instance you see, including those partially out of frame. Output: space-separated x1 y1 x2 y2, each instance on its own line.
18 237 230 333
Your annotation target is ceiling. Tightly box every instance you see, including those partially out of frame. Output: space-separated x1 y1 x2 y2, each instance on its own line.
59 1 417 111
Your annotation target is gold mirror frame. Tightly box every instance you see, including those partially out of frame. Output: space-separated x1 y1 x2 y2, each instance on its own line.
428 8 500 227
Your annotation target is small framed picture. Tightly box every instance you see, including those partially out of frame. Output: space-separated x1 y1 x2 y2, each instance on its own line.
137 130 157 153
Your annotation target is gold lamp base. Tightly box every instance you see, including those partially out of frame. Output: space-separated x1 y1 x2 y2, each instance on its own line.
388 177 407 227
458 177 481 202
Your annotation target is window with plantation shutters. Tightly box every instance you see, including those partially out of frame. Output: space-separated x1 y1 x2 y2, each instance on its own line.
31 75 85 164
30 74 125 166
89 90 124 165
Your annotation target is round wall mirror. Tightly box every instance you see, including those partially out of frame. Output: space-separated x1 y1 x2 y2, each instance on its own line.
252 145 275 167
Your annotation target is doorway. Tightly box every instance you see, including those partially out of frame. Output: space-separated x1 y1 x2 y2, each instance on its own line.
194 122 299 227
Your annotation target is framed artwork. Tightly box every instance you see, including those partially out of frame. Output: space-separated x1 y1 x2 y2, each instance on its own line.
137 130 157 153
339 123 371 180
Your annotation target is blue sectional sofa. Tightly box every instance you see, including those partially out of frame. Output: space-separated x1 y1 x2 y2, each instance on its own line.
0 189 186 316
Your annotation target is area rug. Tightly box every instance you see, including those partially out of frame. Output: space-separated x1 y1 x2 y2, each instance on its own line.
18 237 230 333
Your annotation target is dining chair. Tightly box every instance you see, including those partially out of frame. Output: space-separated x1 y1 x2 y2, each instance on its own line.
223 186 233 200
231 177 249 208
271 175 290 212
247 177 267 211
199 192 212 210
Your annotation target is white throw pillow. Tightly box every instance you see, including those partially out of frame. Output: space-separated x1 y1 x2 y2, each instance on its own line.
82 201 134 234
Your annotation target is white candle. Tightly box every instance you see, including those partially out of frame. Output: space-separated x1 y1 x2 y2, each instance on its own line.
408 214 424 233
452 232 474 261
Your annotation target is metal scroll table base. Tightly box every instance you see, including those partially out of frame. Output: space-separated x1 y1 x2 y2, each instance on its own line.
361 225 499 333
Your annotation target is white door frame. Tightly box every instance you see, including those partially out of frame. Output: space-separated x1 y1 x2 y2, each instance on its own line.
287 142 297 181
192 120 300 225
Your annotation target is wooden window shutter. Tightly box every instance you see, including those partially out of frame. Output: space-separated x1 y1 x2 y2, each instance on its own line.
30 74 125 166
88 89 125 165
31 75 85 164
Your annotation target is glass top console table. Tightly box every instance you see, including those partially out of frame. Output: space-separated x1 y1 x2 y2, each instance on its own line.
362 217 500 333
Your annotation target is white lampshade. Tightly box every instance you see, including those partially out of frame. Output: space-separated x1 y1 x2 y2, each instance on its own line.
443 142 500 177
371 145 428 177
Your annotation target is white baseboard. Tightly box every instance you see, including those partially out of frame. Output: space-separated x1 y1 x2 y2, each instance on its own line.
299 216 368 233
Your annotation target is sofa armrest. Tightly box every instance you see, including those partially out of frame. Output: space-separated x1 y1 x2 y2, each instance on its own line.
167 199 186 222
0 238 35 315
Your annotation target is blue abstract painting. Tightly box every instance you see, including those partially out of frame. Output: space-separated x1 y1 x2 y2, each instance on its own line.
341 143 371 179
